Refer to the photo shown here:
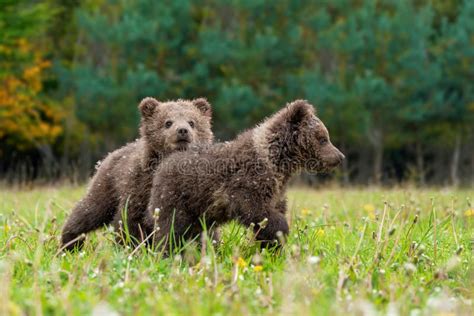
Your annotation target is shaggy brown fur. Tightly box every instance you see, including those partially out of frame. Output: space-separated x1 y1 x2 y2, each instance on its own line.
61 97 214 250
146 100 344 252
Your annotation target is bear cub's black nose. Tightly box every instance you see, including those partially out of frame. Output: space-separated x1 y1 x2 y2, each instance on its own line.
178 128 189 136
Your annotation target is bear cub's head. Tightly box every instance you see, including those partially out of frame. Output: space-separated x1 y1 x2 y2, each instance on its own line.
269 100 345 173
139 97 213 155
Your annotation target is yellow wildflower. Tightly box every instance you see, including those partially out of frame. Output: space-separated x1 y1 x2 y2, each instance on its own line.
301 208 311 216
316 228 325 237
364 204 376 220
464 209 474 217
4 223 10 233
364 204 375 212
237 257 247 269
253 265 263 272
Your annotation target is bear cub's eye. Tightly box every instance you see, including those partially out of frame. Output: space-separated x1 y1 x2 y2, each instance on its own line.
165 121 173 128
188 121 195 128
319 138 328 145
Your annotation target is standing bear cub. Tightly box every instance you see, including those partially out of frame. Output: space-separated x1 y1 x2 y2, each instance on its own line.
146 100 344 251
61 97 214 251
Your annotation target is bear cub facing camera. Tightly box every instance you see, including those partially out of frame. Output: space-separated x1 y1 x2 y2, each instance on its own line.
61 97 214 251
146 100 345 251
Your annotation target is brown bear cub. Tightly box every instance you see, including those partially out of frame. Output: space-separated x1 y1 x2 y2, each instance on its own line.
146 100 344 252
61 97 214 251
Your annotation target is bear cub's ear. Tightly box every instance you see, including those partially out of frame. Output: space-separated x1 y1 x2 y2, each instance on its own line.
287 99 314 125
138 97 160 118
192 98 212 118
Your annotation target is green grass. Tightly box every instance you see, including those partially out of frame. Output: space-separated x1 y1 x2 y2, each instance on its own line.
0 186 473 315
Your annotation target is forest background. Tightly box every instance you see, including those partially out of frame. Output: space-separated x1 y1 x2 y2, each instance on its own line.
1 0 473 186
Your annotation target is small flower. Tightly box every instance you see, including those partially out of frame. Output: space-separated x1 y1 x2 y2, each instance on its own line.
364 204 376 220
301 208 311 216
253 265 263 272
363 204 375 212
4 223 10 233
252 253 262 265
307 256 321 265
404 262 416 275
316 228 325 237
236 257 247 269
464 209 474 217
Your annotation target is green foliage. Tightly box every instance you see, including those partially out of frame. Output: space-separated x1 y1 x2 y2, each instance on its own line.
1 0 473 183
436 0 474 123
0 0 64 154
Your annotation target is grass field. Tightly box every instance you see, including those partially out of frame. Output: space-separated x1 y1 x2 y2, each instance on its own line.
0 186 473 315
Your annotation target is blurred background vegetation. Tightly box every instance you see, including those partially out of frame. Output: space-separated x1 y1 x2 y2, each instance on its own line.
0 0 473 186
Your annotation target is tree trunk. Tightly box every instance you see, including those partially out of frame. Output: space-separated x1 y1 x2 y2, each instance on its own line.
36 143 58 180
471 147 474 187
470 131 474 187
416 140 425 186
450 133 461 187
369 128 383 185
374 143 383 185
471 143 474 187
341 143 350 186
60 114 73 179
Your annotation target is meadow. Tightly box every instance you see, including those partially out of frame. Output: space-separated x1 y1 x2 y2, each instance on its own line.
0 186 472 315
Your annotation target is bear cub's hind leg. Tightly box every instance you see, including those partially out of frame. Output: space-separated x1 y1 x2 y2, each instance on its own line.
61 177 118 251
